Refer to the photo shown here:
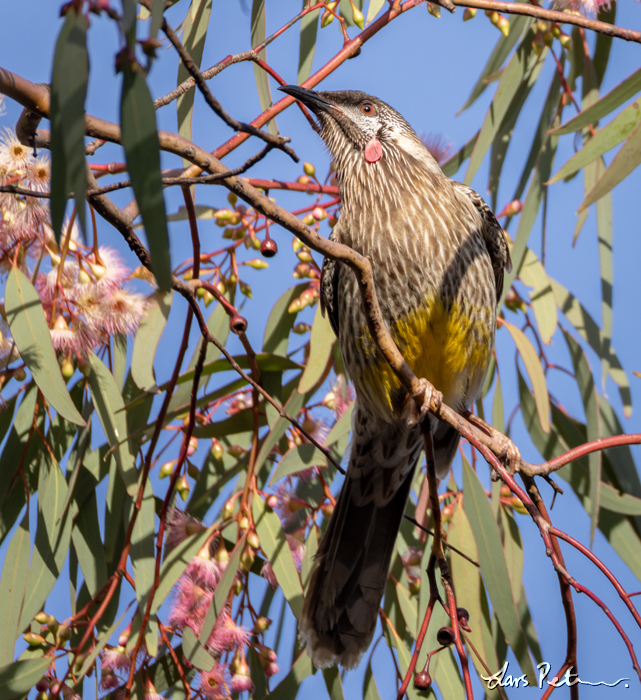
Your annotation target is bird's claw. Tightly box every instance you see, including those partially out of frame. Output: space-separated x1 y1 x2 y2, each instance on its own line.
404 378 443 428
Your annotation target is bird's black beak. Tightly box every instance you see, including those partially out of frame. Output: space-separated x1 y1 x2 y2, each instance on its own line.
278 85 337 113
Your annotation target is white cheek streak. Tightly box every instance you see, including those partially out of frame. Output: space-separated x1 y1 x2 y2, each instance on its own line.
392 133 442 176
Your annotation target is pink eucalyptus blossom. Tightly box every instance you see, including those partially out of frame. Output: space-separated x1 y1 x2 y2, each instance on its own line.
197 663 230 699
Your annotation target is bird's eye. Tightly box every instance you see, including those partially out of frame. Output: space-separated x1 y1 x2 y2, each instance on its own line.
361 103 374 115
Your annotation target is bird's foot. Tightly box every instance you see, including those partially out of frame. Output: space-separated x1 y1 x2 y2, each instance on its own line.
404 378 443 428
463 411 521 476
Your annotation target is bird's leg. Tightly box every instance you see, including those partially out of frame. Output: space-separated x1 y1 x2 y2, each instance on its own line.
403 377 443 429
463 410 521 476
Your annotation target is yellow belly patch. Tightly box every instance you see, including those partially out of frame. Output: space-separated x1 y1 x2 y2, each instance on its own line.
356 298 493 413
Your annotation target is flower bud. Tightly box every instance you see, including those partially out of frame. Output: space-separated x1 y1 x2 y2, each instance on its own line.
239 281 253 299
543 30 554 47
228 444 247 458
352 5 365 29
187 462 200 479
302 214 316 227
234 578 243 595
427 2 441 18
239 516 250 530
312 207 328 221
254 617 272 633
559 32 572 49
221 500 235 520
78 268 91 284
36 678 50 693
247 531 261 549
497 16 510 37
414 670 432 691
215 546 229 564
241 544 255 570
441 503 454 523
23 633 46 647
159 460 176 479
177 474 190 501
293 322 311 334
321 1 338 27
211 439 224 461
246 258 269 270
34 612 49 625
266 495 278 509
57 624 72 644
13 367 27 382
88 262 106 280
203 290 215 306
408 577 421 596
463 7 476 20
260 238 278 258
510 497 528 515
227 192 238 207
213 208 235 222
321 503 334 518
303 162 316 177
297 175 311 185
287 297 303 314
436 626 455 646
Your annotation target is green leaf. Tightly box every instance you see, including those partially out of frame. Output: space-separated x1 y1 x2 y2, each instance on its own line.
323 667 345 700
0 657 53 700
502 320 550 432
270 443 328 485
323 401 354 447
552 66 641 135
502 130 558 304
301 524 318 593
151 525 214 614
258 651 313 700
462 460 536 682
394 580 418 639
263 284 307 355
578 118 641 211
551 278 631 416
50 7 88 240
183 626 215 671
298 1 321 83
5 267 85 426
129 477 156 625
176 0 214 143
253 496 304 618
465 40 541 185
19 456 73 632
519 248 557 344
176 353 302 387
459 16 530 113
593 2 616 87
363 660 382 700
549 99 641 183
87 352 139 496
500 506 524 605
563 330 601 545
600 484 641 516
448 503 501 697
440 130 479 178
72 491 108 597
198 534 246 647
366 0 387 24
0 513 30 665
298 305 334 394
120 63 172 291
251 0 278 135
131 290 172 393
254 388 306 483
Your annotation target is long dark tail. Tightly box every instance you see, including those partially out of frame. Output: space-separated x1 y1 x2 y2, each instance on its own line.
300 407 422 669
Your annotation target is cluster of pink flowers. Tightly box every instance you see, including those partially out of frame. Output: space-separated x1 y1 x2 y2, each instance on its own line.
161 509 278 697
551 0 613 16
0 128 148 364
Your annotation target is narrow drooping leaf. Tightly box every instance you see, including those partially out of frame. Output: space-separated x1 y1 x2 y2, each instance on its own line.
593 2 616 87
500 506 524 605
270 443 328 485
298 1 321 83
552 66 641 135
301 524 318 593
253 496 304 619
251 0 278 135
72 492 108 597
551 278 631 416
519 248 557 344
563 330 602 545
131 290 172 392
183 627 216 671
19 456 73 632
366 0 387 25
87 353 139 495
600 484 641 516
0 513 30 665
502 320 550 432
50 7 88 240
0 657 53 700
323 667 345 700
549 99 641 183
298 305 334 393
129 478 156 626
176 0 214 142
579 119 641 211
120 63 172 291
462 460 536 682
323 401 354 447
263 284 307 355
5 267 85 426
459 16 530 113
465 40 540 185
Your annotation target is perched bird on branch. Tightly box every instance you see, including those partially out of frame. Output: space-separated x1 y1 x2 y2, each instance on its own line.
279 86 512 670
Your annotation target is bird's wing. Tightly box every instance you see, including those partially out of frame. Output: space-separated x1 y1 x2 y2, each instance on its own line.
453 182 512 302
320 233 341 337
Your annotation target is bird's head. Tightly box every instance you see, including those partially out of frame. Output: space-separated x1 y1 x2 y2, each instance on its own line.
279 85 441 178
